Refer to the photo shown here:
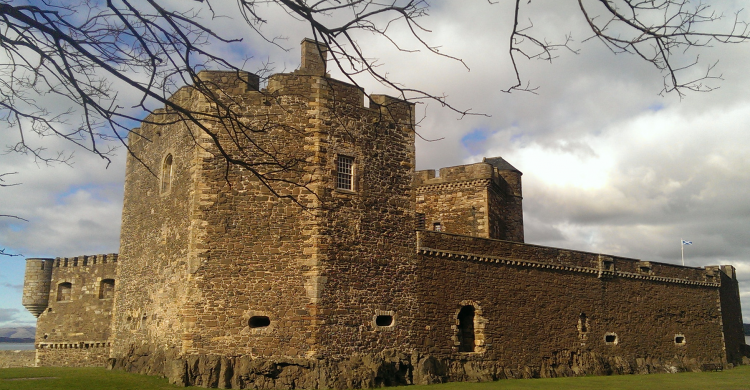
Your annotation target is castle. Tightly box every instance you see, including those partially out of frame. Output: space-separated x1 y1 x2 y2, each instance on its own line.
22 39 748 388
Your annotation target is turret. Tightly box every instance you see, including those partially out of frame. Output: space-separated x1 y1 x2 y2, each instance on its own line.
22 258 54 317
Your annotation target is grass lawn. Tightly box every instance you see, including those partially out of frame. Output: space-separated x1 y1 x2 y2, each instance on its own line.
1 365 749 390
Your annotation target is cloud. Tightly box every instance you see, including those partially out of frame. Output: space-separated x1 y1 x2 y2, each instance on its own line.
1 283 22 293
0 308 33 327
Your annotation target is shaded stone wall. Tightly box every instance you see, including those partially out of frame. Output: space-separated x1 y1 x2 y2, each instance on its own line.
32 254 117 367
716 265 746 364
414 230 735 375
486 172 524 242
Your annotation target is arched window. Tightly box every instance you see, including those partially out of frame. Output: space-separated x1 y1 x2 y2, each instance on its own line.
161 154 173 193
57 282 72 302
457 305 475 352
99 279 115 299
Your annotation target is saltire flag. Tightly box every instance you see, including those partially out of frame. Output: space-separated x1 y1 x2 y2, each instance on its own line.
681 240 692 245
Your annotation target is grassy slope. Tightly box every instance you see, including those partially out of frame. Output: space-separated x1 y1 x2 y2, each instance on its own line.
1 366 749 390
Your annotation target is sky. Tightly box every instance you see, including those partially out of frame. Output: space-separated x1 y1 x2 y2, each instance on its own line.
1 1 750 328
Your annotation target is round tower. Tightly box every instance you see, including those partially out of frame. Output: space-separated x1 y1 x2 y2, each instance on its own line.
22 258 54 317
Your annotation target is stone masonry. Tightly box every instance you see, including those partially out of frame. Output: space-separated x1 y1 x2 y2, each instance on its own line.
22 254 117 367
22 39 748 388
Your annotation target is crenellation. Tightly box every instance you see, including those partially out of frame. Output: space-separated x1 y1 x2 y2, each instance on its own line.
22 39 746 387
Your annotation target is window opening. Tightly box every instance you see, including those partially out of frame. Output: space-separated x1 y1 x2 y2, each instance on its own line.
457 305 475 352
433 222 442 232
99 279 115 299
674 334 686 345
57 282 72 302
375 315 394 327
336 155 353 190
578 312 589 340
249 316 270 328
161 154 173 193
604 333 618 344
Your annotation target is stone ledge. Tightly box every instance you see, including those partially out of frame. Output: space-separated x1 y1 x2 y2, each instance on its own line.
417 248 720 287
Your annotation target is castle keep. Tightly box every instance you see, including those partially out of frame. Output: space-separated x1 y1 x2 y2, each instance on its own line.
23 39 747 388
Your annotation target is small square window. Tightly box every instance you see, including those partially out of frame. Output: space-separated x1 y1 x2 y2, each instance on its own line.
433 222 442 232
336 155 354 191
604 332 618 345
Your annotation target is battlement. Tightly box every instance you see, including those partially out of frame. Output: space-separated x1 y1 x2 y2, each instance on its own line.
414 162 490 185
196 70 260 93
414 157 521 188
53 253 118 268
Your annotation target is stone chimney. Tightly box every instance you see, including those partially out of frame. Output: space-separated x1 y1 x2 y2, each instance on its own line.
298 38 328 76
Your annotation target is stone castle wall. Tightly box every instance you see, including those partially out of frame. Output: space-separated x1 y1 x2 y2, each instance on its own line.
0 350 35 368
24 254 117 367
414 230 734 376
113 38 419 368
112 83 209 361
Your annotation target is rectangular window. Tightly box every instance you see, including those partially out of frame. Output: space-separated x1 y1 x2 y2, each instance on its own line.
433 222 442 232
336 155 354 191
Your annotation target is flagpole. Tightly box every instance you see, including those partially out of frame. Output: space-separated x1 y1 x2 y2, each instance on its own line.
681 239 684 266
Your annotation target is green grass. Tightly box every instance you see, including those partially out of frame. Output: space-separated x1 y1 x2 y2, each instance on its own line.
0 367 182 390
1 366 749 390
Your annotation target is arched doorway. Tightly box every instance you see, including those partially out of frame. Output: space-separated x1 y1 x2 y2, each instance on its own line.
457 305 475 352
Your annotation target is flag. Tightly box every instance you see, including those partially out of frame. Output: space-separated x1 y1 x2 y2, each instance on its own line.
681 240 692 245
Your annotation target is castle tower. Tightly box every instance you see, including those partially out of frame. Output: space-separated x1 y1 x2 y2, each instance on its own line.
22 258 54 317
112 38 416 367
414 156 524 242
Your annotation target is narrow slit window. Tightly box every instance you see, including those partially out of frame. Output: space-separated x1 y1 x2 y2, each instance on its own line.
336 155 353 190
578 313 588 337
57 282 72 302
161 154 173 193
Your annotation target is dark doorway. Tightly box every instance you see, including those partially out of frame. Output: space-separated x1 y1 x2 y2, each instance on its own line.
457 305 475 352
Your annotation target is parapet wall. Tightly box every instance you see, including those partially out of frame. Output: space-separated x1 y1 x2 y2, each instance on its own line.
0 350 35 368
36 342 111 367
417 231 713 283
414 162 495 187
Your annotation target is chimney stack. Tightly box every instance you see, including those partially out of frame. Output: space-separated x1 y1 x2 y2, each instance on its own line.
298 38 328 76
